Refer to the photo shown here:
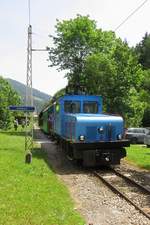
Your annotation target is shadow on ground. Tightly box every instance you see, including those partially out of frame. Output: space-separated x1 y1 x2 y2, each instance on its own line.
32 128 89 176
32 128 150 189
0 131 26 136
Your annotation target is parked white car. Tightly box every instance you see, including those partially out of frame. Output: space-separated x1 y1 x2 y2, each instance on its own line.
125 128 149 144
144 130 150 147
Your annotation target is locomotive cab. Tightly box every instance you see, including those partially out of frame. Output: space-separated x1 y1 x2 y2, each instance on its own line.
39 94 130 167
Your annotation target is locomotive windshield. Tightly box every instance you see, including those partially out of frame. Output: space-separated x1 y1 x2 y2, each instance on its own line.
64 101 80 113
83 101 98 113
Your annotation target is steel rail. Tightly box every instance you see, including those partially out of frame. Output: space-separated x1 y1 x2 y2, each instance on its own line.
112 168 150 195
94 171 150 220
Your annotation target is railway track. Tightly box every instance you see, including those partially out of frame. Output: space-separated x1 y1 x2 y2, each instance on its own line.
94 169 150 220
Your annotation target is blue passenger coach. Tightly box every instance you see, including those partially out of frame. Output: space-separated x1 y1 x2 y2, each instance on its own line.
39 94 129 166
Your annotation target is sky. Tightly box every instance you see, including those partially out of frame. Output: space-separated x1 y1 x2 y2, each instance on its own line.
0 0 150 96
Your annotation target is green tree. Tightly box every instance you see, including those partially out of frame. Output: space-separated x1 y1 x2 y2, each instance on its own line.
125 88 146 127
48 15 145 126
135 32 150 69
135 33 150 126
0 76 21 129
48 15 113 86
84 41 144 118
140 69 150 126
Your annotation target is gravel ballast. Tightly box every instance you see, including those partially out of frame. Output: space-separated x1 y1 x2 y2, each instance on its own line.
34 128 150 225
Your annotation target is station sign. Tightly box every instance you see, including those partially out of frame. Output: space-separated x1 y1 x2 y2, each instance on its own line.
9 106 35 112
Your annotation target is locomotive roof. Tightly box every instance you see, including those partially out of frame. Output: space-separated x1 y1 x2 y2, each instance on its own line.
39 94 102 114
59 94 102 101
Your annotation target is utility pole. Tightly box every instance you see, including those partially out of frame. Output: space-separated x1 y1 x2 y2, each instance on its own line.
25 23 33 163
26 25 33 107
25 0 49 163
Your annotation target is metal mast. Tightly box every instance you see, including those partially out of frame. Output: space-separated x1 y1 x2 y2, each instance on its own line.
25 22 33 163
24 0 49 163
26 25 33 106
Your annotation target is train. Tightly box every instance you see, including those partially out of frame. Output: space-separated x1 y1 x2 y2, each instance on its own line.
39 94 130 166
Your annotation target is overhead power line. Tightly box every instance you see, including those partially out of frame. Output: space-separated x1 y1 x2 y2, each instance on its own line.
114 0 149 31
28 0 31 25
32 47 50 51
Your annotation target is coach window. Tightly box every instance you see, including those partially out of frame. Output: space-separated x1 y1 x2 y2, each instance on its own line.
64 101 80 113
83 101 98 113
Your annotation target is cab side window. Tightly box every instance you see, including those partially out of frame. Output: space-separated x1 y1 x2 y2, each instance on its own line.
83 101 98 113
64 101 80 113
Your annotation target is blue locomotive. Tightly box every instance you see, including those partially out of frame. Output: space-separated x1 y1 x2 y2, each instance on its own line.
39 94 129 166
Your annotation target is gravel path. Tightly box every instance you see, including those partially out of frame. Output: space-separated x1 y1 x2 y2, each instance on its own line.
34 128 150 225
118 161 150 191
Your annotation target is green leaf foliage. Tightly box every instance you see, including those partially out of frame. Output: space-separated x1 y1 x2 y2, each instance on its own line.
135 33 150 126
84 42 144 124
0 76 21 129
141 70 150 126
48 15 146 127
125 88 146 127
135 32 150 69
49 15 97 78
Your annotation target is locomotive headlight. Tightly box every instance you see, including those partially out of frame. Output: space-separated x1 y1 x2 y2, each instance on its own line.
79 135 85 141
117 134 122 140
98 126 104 134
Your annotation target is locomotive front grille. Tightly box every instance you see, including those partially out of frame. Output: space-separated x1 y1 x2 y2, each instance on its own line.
86 125 116 142
106 124 116 140
86 126 97 141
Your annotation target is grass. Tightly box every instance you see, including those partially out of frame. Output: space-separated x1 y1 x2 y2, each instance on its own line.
125 144 150 170
0 131 85 225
